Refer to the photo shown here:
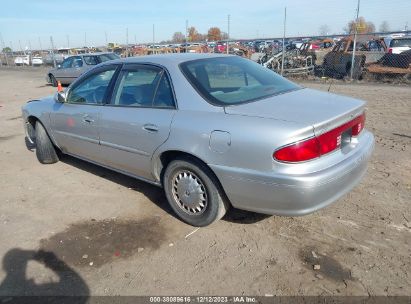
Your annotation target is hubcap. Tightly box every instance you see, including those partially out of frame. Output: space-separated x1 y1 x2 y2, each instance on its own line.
171 170 208 215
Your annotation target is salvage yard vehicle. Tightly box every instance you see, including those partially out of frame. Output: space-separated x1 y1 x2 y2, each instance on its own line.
22 54 374 226
323 36 387 79
387 36 411 54
46 52 120 86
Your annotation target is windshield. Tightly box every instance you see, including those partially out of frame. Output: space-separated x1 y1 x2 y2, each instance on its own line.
180 56 300 105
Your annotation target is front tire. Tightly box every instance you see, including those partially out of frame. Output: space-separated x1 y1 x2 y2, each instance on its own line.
35 121 59 164
163 157 229 226
49 74 58 87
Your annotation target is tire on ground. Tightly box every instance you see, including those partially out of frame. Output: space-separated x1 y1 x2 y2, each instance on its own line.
35 121 59 164
163 156 229 227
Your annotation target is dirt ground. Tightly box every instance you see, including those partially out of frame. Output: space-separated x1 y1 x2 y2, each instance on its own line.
0 68 410 297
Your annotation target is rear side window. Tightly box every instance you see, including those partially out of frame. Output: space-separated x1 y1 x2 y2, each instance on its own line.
180 56 299 105
111 66 175 108
98 53 120 63
83 56 99 65
390 39 411 48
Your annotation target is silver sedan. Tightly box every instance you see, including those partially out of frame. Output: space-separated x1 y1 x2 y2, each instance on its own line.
46 52 120 86
22 54 374 226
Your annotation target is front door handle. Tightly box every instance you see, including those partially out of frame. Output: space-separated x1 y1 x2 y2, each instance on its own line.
81 114 94 124
143 124 159 132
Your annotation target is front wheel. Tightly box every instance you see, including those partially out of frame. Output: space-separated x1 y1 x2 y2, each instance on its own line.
163 157 229 226
49 74 58 87
35 121 59 164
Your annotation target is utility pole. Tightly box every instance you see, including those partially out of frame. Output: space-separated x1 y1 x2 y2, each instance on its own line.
134 34 137 45
84 32 87 47
350 0 361 80
38 37 42 51
126 27 129 46
50 36 56 68
152 24 155 49
66 35 70 48
105 31 108 46
281 7 287 75
185 19 188 44
227 14 230 54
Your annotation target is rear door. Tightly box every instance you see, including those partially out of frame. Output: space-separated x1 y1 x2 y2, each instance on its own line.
50 65 120 161
99 64 176 180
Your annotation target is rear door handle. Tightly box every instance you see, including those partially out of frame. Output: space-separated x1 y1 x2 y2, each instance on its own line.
143 124 159 132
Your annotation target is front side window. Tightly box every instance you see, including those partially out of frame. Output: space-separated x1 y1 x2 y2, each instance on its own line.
111 66 175 108
61 57 74 69
72 56 83 68
180 56 300 105
66 67 117 104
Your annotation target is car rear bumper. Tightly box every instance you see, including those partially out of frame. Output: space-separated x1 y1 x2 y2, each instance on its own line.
210 130 374 216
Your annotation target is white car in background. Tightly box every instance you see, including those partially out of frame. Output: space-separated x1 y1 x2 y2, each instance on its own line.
32 56 43 66
14 55 30 66
388 37 411 54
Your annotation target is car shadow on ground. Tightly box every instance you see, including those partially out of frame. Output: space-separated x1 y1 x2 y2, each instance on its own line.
61 154 271 225
0 248 89 302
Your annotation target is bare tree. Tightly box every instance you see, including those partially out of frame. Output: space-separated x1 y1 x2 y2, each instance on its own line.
172 32 185 43
379 21 390 33
319 24 330 36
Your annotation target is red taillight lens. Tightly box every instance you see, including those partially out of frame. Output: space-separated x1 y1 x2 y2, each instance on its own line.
274 137 320 162
388 48 393 54
274 113 365 163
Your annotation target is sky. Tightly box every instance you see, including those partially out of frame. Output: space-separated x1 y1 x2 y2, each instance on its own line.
0 0 409 50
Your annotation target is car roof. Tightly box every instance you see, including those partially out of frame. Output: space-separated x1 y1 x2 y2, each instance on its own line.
105 53 235 67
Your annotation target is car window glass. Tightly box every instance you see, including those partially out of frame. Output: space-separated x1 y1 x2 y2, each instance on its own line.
66 68 116 105
99 53 120 63
181 56 299 105
111 67 162 107
83 56 99 65
153 74 175 108
61 57 74 68
72 56 83 68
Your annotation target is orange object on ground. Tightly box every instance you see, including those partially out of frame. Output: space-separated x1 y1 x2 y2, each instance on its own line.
57 81 62 92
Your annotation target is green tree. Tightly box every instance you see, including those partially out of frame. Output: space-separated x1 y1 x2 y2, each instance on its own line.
2 47 12 53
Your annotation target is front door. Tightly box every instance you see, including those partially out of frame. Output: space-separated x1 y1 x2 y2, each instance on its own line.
50 65 119 161
99 64 176 180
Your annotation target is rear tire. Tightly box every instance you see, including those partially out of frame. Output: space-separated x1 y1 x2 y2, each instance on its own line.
163 157 229 226
35 121 59 164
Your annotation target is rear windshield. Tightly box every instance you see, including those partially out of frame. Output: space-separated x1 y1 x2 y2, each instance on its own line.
180 56 300 105
98 53 120 62
390 38 411 48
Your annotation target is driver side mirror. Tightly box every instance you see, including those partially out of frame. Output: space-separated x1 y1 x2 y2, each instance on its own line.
55 91 67 103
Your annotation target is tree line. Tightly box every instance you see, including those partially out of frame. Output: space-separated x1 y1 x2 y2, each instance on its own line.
163 27 229 44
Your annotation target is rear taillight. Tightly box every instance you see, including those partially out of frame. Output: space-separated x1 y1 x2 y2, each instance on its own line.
274 113 365 163
388 48 393 54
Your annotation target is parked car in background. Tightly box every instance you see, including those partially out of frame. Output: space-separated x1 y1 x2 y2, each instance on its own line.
46 52 120 86
388 36 411 54
14 55 30 66
31 56 44 66
23 54 374 226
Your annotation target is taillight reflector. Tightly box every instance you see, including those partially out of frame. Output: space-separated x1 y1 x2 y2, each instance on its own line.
274 113 365 163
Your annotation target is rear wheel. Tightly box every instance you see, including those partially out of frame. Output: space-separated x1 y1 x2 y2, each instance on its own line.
35 121 59 164
163 157 229 226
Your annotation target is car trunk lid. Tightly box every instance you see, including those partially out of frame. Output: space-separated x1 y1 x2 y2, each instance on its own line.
224 88 365 136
